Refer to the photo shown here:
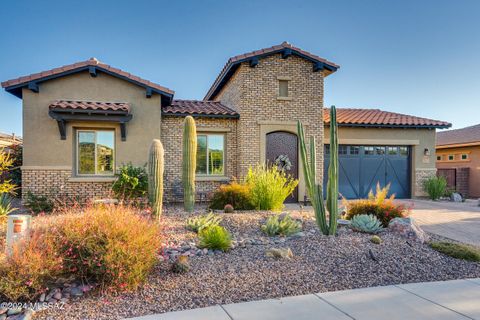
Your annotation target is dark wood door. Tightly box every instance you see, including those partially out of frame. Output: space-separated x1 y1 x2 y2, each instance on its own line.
438 168 456 190
266 131 298 202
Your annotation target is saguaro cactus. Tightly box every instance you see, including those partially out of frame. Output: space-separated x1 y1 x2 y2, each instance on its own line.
297 105 339 235
148 139 164 220
183 116 197 212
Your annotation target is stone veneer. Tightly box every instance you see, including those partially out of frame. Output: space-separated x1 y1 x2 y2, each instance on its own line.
414 168 437 197
161 116 238 202
22 168 113 201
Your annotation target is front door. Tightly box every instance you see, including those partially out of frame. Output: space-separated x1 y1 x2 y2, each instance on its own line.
266 131 299 202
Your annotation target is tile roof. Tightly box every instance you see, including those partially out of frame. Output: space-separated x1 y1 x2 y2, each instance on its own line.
324 108 451 129
436 124 480 146
2 58 174 98
204 41 339 100
162 100 239 118
49 100 131 113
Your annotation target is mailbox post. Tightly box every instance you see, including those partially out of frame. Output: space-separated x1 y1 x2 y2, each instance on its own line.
6 214 31 256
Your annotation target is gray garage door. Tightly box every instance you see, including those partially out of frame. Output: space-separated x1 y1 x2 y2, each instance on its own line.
324 145 411 199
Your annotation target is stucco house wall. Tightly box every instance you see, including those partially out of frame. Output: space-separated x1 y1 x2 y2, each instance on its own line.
21 71 162 199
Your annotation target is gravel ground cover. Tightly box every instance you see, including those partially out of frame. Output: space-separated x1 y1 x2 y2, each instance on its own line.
27 207 480 319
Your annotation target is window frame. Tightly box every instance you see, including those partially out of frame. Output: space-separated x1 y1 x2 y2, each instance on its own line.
448 154 455 161
76 129 116 177
278 80 289 98
196 133 226 176
461 154 469 160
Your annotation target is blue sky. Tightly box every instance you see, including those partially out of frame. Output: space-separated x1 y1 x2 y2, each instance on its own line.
1 0 479 135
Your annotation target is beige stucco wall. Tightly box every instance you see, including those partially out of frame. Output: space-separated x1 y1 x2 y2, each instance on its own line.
216 54 325 201
324 126 437 196
21 71 162 199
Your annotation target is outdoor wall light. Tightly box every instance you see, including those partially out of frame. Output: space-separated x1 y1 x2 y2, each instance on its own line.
424 148 430 156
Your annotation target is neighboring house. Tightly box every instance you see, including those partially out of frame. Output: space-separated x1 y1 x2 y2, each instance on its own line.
1 42 450 202
0 132 22 151
436 124 480 198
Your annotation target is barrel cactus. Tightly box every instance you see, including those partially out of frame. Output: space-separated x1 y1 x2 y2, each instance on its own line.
147 139 164 220
183 116 197 212
351 214 384 234
297 105 339 235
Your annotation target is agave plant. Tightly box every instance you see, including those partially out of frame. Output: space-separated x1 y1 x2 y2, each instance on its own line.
351 214 384 234
0 192 17 217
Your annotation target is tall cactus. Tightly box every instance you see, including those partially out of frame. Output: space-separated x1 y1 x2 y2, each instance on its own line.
182 116 197 212
297 105 339 235
148 139 164 221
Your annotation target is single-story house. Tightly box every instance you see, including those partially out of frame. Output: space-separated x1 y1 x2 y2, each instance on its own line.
1 42 451 202
436 124 480 198
0 132 22 150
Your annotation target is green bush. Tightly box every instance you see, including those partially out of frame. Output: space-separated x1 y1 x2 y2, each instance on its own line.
423 176 447 200
430 241 480 262
186 212 222 233
261 213 302 237
198 225 232 251
24 191 54 214
344 199 408 227
350 214 383 234
209 181 254 210
246 165 298 212
112 164 148 200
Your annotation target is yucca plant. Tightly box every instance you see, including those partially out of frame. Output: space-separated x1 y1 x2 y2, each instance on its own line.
0 192 17 218
297 106 339 235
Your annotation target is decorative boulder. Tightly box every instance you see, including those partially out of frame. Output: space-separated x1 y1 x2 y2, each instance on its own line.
388 217 429 244
450 193 462 202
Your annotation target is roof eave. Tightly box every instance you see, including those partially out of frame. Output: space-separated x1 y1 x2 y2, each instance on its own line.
3 65 175 104
325 123 452 129
161 112 239 119
204 49 339 101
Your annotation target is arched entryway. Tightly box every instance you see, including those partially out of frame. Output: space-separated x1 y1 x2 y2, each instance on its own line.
266 131 299 202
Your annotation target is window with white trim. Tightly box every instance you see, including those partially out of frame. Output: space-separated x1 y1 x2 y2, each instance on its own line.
461 154 468 160
196 134 225 175
77 130 115 175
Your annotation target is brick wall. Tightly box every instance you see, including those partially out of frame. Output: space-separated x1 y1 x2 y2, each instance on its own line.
216 54 325 184
22 168 113 201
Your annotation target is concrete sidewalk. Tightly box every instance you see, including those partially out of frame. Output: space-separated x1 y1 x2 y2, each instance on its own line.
128 278 480 320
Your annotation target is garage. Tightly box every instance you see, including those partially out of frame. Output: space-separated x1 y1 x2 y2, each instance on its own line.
324 145 411 199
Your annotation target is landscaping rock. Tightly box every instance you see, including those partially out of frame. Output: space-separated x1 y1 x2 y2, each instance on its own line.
450 193 462 202
70 287 84 297
0 308 7 315
0 314 5 320
38 293 46 302
7 308 22 316
290 232 306 238
388 217 429 243
266 247 293 260
337 219 351 226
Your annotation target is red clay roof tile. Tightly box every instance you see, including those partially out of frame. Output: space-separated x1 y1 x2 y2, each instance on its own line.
163 100 239 118
49 100 131 113
324 108 451 128
1 58 174 96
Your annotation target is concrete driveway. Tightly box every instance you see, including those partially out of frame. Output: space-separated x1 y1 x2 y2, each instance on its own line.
399 199 480 246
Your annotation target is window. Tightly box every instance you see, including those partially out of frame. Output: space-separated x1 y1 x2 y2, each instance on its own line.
77 130 114 175
364 146 374 155
461 154 468 160
339 145 348 155
375 146 385 155
436 155 443 161
350 146 360 155
196 134 225 175
399 146 409 156
278 80 289 97
448 155 454 161
325 144 330 154
387 147 398 155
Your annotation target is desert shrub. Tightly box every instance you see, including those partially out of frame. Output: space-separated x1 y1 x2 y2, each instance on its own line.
171 255 190 274
186 212 222 233
368 183 395 205
345 199 408 227
430 241 480 262
0 193 17 218
0 228 63 301
198 225 232 251
350 214 383 234
261 214 302 237
24 191 54 214
112 164 148 201
209 181 254 210
0 148 16 195
424 176 447 200
246 165 298 211
52 205 161 290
